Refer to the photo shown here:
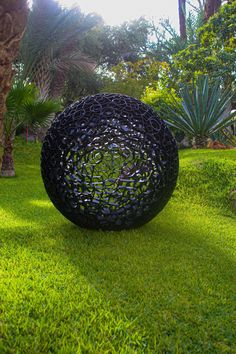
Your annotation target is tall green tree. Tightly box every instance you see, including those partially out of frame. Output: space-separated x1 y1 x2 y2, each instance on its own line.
63 18 152 99
98 18 151 68
19 0 101 99
173 0 236 85
148 7 204 64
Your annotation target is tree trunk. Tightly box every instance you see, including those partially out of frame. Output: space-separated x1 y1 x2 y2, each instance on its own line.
193 135 208 148
204 0 221 21
1 135 15 177
49 71 67 99
0 0 28 160
178 0 187 41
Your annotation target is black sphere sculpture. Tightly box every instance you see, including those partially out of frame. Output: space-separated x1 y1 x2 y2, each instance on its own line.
41 94 179 230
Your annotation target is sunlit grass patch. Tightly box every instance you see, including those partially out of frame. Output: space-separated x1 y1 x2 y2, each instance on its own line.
0 139 235 353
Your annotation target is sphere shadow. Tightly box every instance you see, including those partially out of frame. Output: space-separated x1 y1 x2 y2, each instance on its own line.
1 201 236 349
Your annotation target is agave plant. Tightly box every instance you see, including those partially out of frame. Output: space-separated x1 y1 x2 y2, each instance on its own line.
1 81 60 177
163 75 236 148
19 0 101 98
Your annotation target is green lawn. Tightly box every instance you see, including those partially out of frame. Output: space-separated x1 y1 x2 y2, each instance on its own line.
0 140 236 353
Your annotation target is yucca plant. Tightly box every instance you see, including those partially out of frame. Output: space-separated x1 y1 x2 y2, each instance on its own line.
163 75 236 148
1 81 60 177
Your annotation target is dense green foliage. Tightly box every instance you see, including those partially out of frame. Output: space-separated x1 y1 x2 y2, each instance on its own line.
0 140 235 352
149 9 204 64
142 85 181 116
62 69 102 104
99 2 236 148
15 0 236 124
98 18 151 67
174 0 236 84
4 82 60 138
102 59 169 99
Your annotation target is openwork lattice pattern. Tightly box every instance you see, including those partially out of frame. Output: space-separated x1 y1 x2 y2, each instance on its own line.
41 94 179 230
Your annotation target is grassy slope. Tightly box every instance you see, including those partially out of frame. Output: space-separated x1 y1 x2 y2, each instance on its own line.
0 140 236 353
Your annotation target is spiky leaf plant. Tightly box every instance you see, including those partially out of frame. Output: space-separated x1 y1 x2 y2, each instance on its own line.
163 75 236 148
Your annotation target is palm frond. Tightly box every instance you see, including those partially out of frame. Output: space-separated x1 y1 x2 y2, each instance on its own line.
4 81 61 138
6 81 37 115
19 0 99 98
23 100 61 126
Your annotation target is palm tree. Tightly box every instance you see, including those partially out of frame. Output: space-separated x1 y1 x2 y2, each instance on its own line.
1 81 60 177
162 76 236 148
0 0 28 146
19 0 101 99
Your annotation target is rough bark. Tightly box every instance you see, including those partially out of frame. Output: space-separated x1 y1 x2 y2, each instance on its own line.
193 135 208 148
49 71 67 99
204 0 221 21
1 135 15 177
178 0 187 41
0 0 28 149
